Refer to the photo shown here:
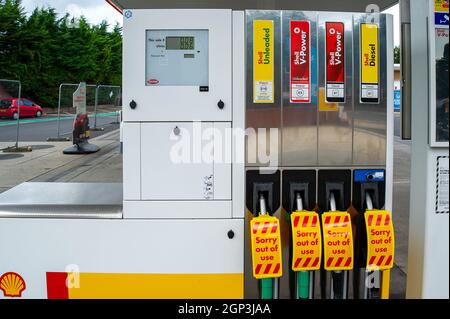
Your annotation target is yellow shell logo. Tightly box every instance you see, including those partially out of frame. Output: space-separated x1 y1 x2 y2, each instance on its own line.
0 272 26 297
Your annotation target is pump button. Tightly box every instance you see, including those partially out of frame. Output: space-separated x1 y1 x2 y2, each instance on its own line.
217 100 225 109
227 230 234 239
129 100 137 109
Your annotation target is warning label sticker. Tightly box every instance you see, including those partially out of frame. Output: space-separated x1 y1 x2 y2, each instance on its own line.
360 23 379 103
253 20 274 103
291 211 322 271
326 22 345 103
250 215 282 279
322 211 354 271
290 20 311 103
365 210 395 271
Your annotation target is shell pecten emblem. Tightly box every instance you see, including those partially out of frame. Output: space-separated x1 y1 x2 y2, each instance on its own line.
0 272 26 297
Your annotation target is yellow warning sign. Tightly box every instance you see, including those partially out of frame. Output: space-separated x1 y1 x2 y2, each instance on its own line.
250 214 282 279
291 211 322 271
322 211 354 271
361 23 379 85
365 210 395 271
435 0 449 13
253 20 274 103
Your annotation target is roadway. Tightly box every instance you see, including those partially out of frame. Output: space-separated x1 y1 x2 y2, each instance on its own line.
0 113 120 142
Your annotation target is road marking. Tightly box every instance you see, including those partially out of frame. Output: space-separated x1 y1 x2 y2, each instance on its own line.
0 112 118 127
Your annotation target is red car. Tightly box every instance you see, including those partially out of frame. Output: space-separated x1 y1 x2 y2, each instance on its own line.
0 98 44 119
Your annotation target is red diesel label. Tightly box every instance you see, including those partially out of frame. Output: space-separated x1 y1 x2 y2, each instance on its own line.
325 22 345 102
290 20 310 103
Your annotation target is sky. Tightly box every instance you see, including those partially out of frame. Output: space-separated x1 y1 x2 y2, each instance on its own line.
21 1 400 45
21 0 123 27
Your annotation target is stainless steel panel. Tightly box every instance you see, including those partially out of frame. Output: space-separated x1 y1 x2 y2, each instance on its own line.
0 182 123 219
282 11 318 166
318 12 354 166
401 22 412 140
245 10 282 167
353 13 387 165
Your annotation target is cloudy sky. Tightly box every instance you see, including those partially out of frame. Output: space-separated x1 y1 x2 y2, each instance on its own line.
21 0 123 27
20 1 399 45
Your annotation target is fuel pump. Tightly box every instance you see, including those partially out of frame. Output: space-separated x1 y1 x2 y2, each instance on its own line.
282 170 319 299
353 169 394 299
318 170 354 299
247 170 282 299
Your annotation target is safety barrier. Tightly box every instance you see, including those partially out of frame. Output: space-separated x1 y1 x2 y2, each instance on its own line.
0 79 31 152
47 83 121 141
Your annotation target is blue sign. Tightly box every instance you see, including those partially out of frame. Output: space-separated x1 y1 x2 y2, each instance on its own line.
394 90 401 112
354 169 385 183
435 12 449 26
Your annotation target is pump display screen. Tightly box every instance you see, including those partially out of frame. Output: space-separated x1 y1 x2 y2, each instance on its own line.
146 29 208 86
166 37 194 50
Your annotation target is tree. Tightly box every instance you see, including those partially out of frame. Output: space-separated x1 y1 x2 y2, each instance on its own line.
394 46 400 64
0 0 122 108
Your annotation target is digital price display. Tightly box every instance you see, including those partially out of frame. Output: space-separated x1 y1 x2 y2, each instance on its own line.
166 36 195 50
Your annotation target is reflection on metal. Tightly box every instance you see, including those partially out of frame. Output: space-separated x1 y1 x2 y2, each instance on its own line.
0 182 123 219
282 11 318 166
318 12 354 166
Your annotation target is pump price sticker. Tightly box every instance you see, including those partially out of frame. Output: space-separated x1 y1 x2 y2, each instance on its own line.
365 210 395 271
360 23 379 103
250 215 282 279
325 22 345 103
291 211 322 271
253 20 274 103
322 211 354 271
290 21 311 103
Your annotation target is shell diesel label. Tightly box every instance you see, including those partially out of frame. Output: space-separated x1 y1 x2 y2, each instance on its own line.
253 20 274 103
250 215 282 279
326 22 345 103
291 211 322 271
360 23 379 103
290 20 311 103
322 212 354 271
0 272 26 298
365 210 395 271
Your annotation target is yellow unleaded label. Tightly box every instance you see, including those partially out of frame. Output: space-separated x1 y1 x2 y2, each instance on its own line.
365 210 395 271
250 214 282 279
253 20 274 103
291 211 322 271
361 23 379 84
322 211 354 271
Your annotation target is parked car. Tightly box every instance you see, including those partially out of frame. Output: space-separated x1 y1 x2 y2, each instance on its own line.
0 98 44 120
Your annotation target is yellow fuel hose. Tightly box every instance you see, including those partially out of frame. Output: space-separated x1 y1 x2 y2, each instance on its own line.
380 269 390 299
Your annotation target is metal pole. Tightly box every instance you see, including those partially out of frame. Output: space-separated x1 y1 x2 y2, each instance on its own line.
14 81 21 149
94 85 99 129
57 83 63 138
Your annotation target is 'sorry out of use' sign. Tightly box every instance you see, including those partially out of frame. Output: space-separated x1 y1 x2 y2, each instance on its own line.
360 23 379 103
250 215 282 279
365 210 395 271
291 211 322 271
322 211 354 271
253 20 274 103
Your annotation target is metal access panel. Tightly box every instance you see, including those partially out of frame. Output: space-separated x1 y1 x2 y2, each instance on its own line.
281 11 318 166
245 10 282 167
122 9 232 122
353 13 391 165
